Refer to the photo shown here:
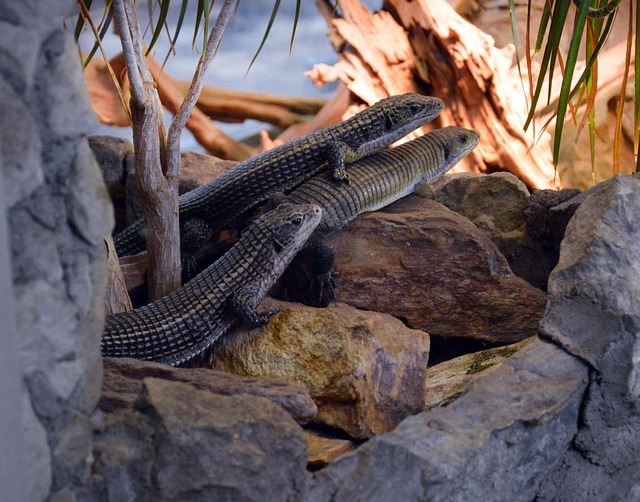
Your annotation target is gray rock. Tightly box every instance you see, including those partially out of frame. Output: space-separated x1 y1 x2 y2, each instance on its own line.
424 172 551 289
309 337 588 501
93 378 309 502
0 76 43 207
537 174 640 500
34 29 97 137
69 138 114 246
23 391 52 501
101 357 318 423
331 196 546 345
88 136 134 232
0 21 41 92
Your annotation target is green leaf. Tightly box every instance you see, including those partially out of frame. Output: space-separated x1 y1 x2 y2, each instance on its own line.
524 0 572 130
534 0 553 52
552 0 591 165
290 0 301 54
246 0 281 75
73 0 94 41
162 0 189 67
146 0 172 56
193 0 208 51
83 5 114 67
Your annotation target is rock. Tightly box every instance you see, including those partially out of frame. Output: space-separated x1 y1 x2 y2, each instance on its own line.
101 357 317 423
305 431 355 470
524 187 582 283
88 136 134 233
308 337 588 501
0 76 43 208
179 151 237 192
424 172 551 289
122 150 236 227
536 174 640 500
330 196 546 345
92 378 308 502
211 299 431 439
423 338 532 411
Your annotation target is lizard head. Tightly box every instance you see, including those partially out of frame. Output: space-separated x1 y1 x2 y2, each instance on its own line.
436 126 480 169
258 203 323 266
376 92 444 137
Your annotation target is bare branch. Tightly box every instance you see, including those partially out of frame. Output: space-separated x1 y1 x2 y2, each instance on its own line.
167 0 239 176
113 0 144 101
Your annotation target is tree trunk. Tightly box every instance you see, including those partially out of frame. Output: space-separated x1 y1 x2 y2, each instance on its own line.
309 0 560 190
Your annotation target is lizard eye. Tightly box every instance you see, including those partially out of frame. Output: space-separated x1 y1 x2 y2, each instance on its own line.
291 216 303 226
409 103 423 114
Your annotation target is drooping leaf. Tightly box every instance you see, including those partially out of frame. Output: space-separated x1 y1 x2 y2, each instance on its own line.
82 2 114 67
612 0 634 174
551 0 591 165
524 0 572 131
162 0 189 67
246 0 281 75
146 0 172 56
290 0 301 54
73 0 94 41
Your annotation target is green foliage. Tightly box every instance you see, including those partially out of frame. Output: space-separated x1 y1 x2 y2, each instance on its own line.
73 0 303 74
509 0 639 174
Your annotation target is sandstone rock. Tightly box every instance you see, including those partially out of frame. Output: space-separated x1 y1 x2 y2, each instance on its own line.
423 172 553 290
88 136 134 233
309 337 588 501
424 172 553 288
423 338 532 411
93 378 308 502
179 151 237 192
537 174 640 500
305 430 355 470
330 196 546 345
211 299 431 439
122 150 236 227
101 356 317 423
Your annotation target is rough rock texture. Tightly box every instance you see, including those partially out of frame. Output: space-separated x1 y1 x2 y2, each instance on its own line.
423 338 531 411
2 2 113 498
211 299 431 439
89 137 237 230
536 174 640 500
88 136 134 233
330 196 546 344
305 431 355 470
308 337 588 501
101 356 317 423
92 378 308 502
424 172 552 289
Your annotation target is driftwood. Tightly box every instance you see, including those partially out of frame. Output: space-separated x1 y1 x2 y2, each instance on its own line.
306 0 559 190
104 236 133 314
173 80 326 128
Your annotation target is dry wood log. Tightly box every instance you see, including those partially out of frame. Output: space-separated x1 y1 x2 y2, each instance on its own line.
309 0 559 190
104 236 133 314
173 80 326 127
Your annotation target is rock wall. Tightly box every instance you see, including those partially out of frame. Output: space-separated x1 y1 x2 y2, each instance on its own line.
0 1 113 499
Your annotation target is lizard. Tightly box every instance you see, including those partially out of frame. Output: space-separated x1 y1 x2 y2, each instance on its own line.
113 93 445 261
102 203 323 366
278 126 480 306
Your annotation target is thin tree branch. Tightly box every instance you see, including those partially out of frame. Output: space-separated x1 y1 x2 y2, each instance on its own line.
167 0 239 177
113 0 144 101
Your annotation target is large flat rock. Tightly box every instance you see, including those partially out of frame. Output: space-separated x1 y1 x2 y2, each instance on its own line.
330 196 546 344
309 336 587 501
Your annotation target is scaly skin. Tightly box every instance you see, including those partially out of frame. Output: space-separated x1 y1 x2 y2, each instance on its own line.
102 203 322 366
281 126 480 305
114 93 444 257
